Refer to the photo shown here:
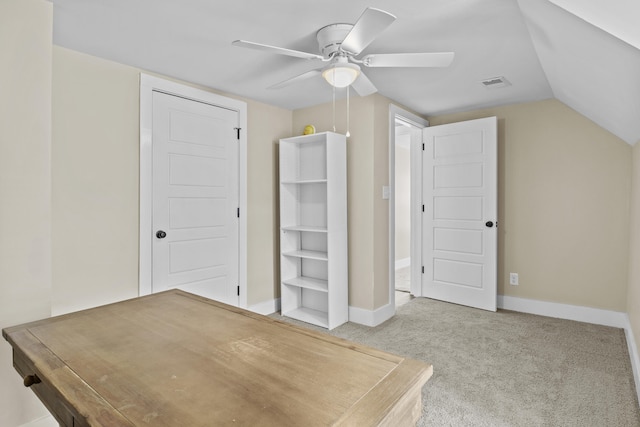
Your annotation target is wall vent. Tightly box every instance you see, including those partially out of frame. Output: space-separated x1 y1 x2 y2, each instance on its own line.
481 76 511 89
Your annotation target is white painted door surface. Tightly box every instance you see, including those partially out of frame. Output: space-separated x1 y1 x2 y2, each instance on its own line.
152 91 239 306
422 117 497 311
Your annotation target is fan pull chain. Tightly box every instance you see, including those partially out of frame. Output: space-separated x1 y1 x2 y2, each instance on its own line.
346 85 350 138
332 70 336 133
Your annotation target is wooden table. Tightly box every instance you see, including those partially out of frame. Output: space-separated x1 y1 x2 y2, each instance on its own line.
3 290 432 426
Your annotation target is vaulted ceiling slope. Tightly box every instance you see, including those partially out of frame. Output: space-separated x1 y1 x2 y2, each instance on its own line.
52 0 640 145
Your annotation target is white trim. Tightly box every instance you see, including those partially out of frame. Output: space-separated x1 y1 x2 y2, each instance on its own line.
138 73 248 308
388 105 429 310
348 303 395 327
20 416 57 427
395 257 411 270
497 295 627 328
248 298 281 316
623 316 640 405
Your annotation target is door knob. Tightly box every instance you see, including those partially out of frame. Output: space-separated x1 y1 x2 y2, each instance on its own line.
156 230 167 239
485 221 494 228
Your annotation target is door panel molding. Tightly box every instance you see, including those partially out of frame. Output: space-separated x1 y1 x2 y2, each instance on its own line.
139 74 247 308
422 117 497 311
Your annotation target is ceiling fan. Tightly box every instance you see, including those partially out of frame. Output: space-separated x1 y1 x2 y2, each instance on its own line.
232 7 455 96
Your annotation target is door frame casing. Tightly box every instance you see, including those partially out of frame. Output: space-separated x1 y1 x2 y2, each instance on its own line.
139 73 248 308
388 105 429 308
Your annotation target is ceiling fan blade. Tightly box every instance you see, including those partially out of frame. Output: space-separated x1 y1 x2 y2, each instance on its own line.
340 8 396 56
362 52 455 68
351 72 377 96
269 69 322 89
232 40 324 60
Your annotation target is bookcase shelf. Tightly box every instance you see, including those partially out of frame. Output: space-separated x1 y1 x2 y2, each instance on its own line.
279 132 348 330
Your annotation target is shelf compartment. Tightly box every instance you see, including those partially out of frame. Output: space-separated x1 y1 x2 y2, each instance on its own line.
279 182 327 230
282 307 329 329
279 136 327 183
281 225 328 233
282 250 328 261
281 179 327 185
282 276 329 293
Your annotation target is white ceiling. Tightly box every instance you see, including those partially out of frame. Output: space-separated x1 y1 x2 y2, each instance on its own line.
52 0 640 145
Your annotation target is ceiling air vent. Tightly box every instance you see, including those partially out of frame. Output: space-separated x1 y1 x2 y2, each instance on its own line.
481 76 511 89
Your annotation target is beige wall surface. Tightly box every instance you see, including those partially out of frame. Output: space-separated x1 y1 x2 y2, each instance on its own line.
293 96 376 309
628 141 640 354
429 99 631 311
372 96 393 308
52 46 140 314
293 94 412 310
0 0 53 425
246 103 292 306
52 46 292 313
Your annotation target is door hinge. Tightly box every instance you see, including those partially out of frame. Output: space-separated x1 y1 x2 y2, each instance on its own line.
422 143 425 150
422 266 424 274
237 286 240 296
237 207 240 218
234 127 241 140
422 204 425 212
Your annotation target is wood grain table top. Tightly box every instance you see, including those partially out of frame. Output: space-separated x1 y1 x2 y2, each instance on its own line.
3 290 432 426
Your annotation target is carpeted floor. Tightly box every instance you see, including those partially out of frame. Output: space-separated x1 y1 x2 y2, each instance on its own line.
277 297 640 426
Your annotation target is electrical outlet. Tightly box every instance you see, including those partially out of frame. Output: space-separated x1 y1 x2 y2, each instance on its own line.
509 273 519 285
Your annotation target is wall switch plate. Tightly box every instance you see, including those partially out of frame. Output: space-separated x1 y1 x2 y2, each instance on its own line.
509 273 519 285
382 186 390 200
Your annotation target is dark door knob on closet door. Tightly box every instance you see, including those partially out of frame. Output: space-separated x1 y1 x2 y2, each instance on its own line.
156 230 167 239
485 221 494 228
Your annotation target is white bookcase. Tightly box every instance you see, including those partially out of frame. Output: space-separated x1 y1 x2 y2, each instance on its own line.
279 132 348 330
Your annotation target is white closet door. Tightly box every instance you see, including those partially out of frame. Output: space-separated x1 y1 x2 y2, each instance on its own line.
422 117 497 311
152 90 239 306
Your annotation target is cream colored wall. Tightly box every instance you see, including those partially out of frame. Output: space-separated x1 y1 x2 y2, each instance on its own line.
628 141 640 354
429 99 631 311
292 96 376 309
372 96 393 308
246 102 292 306
293 94 408 310
52 46 291 313
0 1 53 425
52 46 140 314
395 136 411 261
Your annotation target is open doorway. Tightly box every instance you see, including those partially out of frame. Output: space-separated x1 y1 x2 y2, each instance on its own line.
393 120 420 307
394 121 412 294
388 105 428 310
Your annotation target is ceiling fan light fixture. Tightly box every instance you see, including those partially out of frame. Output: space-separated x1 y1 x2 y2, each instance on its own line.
322 62 361 88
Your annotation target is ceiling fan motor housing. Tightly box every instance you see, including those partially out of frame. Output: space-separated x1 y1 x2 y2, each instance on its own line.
316 24 354 58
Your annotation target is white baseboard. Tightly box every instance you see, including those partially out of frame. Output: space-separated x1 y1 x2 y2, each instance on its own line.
497 295 628 328
20 416 57 427
349 302 395 327
623 316 640 405
248 298 280 315
395 257 410 270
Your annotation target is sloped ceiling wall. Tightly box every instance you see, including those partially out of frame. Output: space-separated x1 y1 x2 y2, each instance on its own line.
51 0 640 145
519 0 640 145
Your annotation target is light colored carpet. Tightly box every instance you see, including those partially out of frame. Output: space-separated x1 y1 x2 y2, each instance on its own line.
277 297 640 426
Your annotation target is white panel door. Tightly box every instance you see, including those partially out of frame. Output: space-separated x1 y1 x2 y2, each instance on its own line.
422 117 497 311
152 91 239 306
